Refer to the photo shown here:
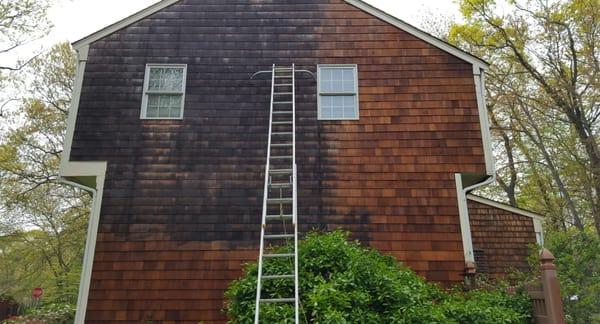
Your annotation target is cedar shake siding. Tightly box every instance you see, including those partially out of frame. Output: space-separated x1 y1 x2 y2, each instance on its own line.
69 0 488 322
468 199 538 278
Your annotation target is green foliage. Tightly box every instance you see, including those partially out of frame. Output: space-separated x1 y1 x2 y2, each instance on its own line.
543 230 600 323
225 231 531 323
450 0 600 233
0 43 88 305
0 0 53 54
2 302 75 324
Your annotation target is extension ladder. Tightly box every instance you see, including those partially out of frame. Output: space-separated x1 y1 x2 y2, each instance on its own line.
254 64 300 324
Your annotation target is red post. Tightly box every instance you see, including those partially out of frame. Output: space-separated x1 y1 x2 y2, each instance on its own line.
540 249 565 324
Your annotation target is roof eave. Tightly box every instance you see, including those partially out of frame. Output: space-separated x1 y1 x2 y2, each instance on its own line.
467 194 545 221
344 0 490 70
72 0 490 70
72 0 180 50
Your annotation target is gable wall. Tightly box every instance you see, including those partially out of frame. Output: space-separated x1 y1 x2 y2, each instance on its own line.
468 200 537 277
70 0 486 322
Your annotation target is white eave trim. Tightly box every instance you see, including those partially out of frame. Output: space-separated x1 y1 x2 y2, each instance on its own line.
344 0 489 70
72 0 489 70
467 194 545 221
72 0 180 50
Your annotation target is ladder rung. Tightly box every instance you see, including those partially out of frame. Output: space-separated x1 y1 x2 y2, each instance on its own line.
274 84 292 87
262 274 295 280
274 92 293 95
264 234 294 240
263 253 294 258
259 298 295 303
267 198 293 204
273 101 293 105
270 169 293 174
275 75 293 78
274 68 293 71
266 214 293 220
272 132 292 136
269 183 292 189
271 143 292 147
270 155 292 160
273 111 293 115
272 121 292 125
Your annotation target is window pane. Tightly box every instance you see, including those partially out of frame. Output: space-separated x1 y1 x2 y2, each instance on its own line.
146 106 159 118
343 96 356 118
148 67 184 92
146 94 182 118
320 68 332 92
321 95 357 119
320 67 355 93
322 96 334 118
334 97 346 119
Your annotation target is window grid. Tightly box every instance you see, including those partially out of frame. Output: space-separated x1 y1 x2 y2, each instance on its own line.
141 64 187 119
318 65 359 120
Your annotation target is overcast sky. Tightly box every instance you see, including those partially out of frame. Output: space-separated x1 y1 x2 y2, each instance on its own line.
1 0 459 65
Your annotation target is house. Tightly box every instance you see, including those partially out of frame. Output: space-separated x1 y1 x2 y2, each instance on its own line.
59 0 544 322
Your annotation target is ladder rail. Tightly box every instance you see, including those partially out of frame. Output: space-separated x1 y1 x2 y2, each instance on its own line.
254 64 276 324
292 64 300 324
255 64 300 324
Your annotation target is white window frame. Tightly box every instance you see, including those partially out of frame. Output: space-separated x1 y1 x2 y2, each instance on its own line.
140 64 187 120
317 64 360 120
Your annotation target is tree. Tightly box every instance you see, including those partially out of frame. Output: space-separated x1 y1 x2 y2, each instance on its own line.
0 42 89 304
542 229 600 323
226 231 532 323
449 0 600 234
0 0 53 71
0 0 54 119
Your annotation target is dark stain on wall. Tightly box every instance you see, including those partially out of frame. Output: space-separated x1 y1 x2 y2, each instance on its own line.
71 0 486 322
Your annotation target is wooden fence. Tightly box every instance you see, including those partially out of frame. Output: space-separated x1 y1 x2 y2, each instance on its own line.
527 248 565 324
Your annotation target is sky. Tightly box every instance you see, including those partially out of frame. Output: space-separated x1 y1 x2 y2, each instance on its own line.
1 0 460 67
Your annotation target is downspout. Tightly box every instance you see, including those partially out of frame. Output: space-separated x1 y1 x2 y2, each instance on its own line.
456 66 496 268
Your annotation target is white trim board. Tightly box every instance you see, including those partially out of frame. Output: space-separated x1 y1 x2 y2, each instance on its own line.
344 0 489 70
317 64 360 121
72 0 180 50
72 0 489 72
455 174 475 263
467 194 545 221
473 68 495 175
140 64 188 120
59 45 108 323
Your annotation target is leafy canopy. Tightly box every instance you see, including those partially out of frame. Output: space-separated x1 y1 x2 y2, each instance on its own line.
225 231 531 323
0 43 89 305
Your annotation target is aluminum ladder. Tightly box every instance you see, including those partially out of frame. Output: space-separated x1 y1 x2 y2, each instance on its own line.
254 64 300 324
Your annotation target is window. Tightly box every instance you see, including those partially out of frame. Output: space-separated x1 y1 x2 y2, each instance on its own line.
141 64 187 119
318 65 359 120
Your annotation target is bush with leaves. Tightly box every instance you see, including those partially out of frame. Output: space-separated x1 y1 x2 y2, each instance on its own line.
538 230 600 323
2 302 75 324
225 231 531 323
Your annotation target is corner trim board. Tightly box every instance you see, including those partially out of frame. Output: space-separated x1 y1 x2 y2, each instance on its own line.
455 174 475 263
473 67 495 175
59 44 108 324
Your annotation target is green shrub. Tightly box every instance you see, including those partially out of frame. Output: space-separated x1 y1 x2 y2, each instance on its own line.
225 230 531 323
2 303 75 324
542 230 600 324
